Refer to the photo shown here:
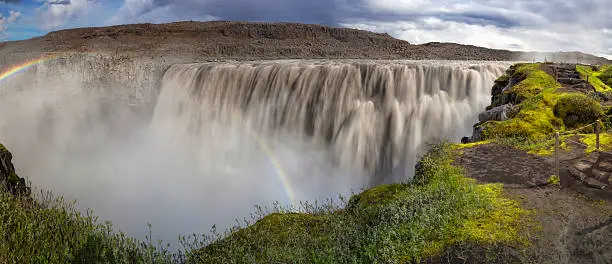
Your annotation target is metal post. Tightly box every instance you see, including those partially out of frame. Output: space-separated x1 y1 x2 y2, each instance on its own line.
596 120 600 151
555 132 560 178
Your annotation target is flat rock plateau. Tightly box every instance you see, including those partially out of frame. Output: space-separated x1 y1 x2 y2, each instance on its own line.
0 21 610 64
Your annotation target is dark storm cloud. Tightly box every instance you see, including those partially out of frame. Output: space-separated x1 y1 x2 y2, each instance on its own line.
117 0 352 26
48 0 71 5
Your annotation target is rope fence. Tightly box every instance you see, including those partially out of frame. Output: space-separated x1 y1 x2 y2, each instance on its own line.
553 116 612 189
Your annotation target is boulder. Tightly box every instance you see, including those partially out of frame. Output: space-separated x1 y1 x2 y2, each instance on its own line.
478 103 518 122
0 144 30 197
471 123 485 142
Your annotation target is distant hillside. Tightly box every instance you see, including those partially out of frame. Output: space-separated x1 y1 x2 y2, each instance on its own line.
0 21 609 64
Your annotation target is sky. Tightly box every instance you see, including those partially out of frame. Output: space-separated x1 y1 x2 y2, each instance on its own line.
0 0 610 58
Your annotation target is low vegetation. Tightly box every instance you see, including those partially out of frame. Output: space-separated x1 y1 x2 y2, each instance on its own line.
481 63 562 140
479 63 610 156
0 190 194 263
553 93 605 129
0 141 534 263
576 64 612 91
194 143 533 263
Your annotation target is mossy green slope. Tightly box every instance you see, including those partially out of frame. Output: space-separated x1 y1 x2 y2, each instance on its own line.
481 63 563 140
480 63 609 155
194 143 533 263
576 64 612 91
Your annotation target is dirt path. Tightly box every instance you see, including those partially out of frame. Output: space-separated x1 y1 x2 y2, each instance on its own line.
454 143 612 264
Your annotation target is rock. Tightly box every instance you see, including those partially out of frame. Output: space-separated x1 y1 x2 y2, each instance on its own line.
569 166 587 181
558 78 583 85
574 161 593 171
591 169 609 182
586 152 600 164
0 144 31 197
461 136 471 144
584 178 606 189
471 123 484 142
599 161 612 172
478 103 518 122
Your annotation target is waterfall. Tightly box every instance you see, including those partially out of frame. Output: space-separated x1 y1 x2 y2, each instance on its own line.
152 60 507 184
0 57 508 245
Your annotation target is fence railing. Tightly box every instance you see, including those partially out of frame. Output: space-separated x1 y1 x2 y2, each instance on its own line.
553 117 612 188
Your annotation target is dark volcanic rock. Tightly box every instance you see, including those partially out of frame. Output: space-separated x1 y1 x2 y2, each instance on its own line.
0 144 30 197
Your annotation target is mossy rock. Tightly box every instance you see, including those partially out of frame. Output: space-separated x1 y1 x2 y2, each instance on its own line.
553 93 605 129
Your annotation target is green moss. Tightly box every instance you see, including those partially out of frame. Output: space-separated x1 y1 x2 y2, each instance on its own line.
576 65 612 91
346 183 406 209
547 175 560 185
481 64 563 141
553 93 605 129
505 64 560 103
453 140 491 150
495 74 509 83
580 133 612 153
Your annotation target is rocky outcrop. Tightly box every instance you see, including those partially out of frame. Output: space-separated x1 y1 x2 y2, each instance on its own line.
0 144 30 197
568 152 611 190
478 103 518 122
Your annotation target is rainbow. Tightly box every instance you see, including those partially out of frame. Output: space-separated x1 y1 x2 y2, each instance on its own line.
232 110 298 209
0 54 62 83
246 128 299 209
0 52 100 83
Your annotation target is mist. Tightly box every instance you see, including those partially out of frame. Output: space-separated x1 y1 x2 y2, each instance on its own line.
0 56 507 246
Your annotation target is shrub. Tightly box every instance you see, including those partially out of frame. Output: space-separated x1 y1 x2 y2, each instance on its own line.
553 93 605 129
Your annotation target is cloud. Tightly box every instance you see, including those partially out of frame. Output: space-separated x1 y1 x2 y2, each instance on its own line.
343 0 611 57
35 0 113 30
0 10 20 33
111 0 348 26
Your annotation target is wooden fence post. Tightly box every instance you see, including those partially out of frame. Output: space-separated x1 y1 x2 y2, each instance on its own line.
596 120 600 151
555 132 560 178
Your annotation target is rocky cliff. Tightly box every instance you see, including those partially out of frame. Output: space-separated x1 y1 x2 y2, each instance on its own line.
0 144 30 197
0 21 610 64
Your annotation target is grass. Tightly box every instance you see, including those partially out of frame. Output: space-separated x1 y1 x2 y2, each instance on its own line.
0 189 193 263
194 143 533 263
576 65 612 91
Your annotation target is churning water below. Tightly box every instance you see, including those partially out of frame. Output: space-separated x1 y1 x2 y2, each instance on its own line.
0 58 509 246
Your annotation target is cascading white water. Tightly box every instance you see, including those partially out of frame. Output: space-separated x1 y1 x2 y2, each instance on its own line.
153 60 508 184
0 57 508 246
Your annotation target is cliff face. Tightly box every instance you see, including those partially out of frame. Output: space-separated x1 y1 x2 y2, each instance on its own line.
0 21 609 64
0 144 30 197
